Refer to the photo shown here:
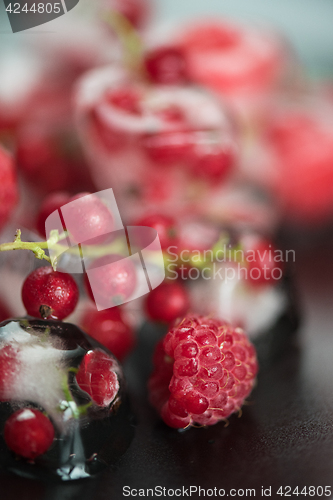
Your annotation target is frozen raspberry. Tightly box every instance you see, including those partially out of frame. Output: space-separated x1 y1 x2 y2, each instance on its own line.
148 315 258 428
4 408 55 460
145 281 190 324
0 345 19 401
0 146 18 231
76 349 120 406
144 46 188 85
81 307 136 361
21 266 79 320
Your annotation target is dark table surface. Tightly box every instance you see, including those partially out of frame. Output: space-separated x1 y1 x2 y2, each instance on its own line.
2 238 333 500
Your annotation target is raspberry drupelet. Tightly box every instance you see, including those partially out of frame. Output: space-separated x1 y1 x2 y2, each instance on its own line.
148 315 258 429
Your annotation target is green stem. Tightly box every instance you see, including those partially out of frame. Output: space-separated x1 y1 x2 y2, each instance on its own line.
103 11 145 74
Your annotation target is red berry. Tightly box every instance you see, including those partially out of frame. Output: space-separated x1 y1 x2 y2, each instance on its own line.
189 142 235 182
85 254 137 309
61 192 114 245
135 213 179 251
142 130 194 167
36 191 71 239
179 20 283 96
76 349 120 406
105 88 141 115
148 315 258 428
0 146 18 231
4 408 54 460
245 239 283 286
81 307 135 361
145 281 190 324
0 345 19 401
144 46 188 85
21 266 79 320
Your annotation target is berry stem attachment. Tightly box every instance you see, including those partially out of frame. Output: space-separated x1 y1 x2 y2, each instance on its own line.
0 229 129 270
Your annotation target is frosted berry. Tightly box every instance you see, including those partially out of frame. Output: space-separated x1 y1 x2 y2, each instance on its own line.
0 345 19 401
76 349 120 406
135 213 179 251
0 146 18 231
81 307 136 361
145 281 190 324
144 46 188 85
85 254 137 308
148 315 258 428
21 266 79 320
36 191 70 238
61 192 114 244
4 408 55 460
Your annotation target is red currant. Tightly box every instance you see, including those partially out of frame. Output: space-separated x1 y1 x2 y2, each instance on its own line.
76 349 120 406
85 254 137 308
36 191 70 239
105 88 141 115
134 213 179 251
81 307 136 361
144 46 188 85
21 266 79 320
61 192 114 244
145 281 190 324
4 408 55 460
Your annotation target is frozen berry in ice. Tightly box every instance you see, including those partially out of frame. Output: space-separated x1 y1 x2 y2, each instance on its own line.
145 281 190 324
4 408 55 460
76 349 120 406
81 307 136 360
22 266 79 320
148 315 258 428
